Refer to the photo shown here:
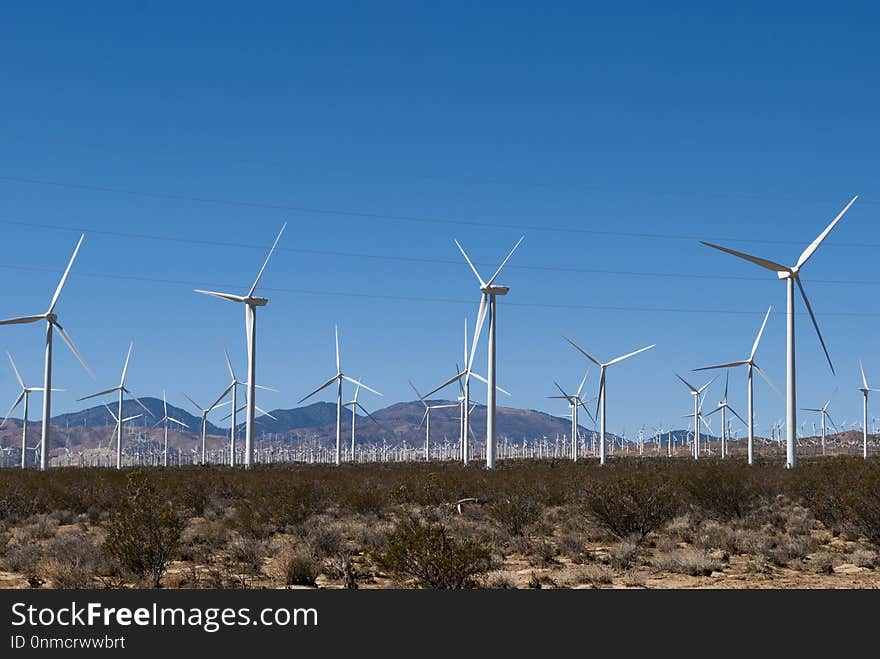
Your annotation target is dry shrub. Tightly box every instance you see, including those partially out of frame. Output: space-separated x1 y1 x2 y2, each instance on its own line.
848 548 877 569
272 544 322 587
487 495 542 537
621 570 648 588
665 515 694 544
653 549 722 576
608 538 640 570
2 541 42 576
557 531 588 563
578 474 680 543
373 518 491 589
682 463 767 521
20 515 59 543
576 564 614 587
227 537 266 574
484 570 517 589
809 551 838 574
766 535 818 567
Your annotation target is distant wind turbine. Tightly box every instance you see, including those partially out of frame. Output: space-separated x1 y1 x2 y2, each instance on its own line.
857 360 878 460
1 352 60 470
154 390 188 467
802 391 837 456
700 196 858 468
676 374 716 459
703 372 746 459
548 369 595 461
344 379 383 462
410 381 458 462
184 393 232 465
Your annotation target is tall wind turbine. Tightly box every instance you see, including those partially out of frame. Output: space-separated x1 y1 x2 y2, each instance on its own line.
703 373 746 459
700 196 858 468
0 234 93 470
1 353 57 469
102 403 143 467
195 223 286 469
857 360 878 460
676 374 716 459
548 370 596 461
563 337 655 465
694 306 778 465
154 390 188 467
298 326 382 465
455 236 524 469
184 393 232 465
410 381 458 462
802 392 837 457
78 342 152 469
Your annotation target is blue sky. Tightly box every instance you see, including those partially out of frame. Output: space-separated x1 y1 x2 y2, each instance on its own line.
0 1 877 438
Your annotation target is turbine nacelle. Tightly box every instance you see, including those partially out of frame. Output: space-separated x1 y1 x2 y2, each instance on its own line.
481 285 509 296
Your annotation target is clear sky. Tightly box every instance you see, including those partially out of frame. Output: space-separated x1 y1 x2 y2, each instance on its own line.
0 1 877 438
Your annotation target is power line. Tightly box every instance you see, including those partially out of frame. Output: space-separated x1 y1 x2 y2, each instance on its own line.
0 262 877 318
0 174 874 248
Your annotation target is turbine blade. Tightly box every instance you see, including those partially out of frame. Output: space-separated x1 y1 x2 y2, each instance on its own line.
595 369 606 420
342 375 382 397
694 360 748 371
860 359 869 391
223 345 236 380
409 380 428 406
562 336 602 367
121 414 143 423
485 235 524 286
454 239 486 287
795 196 858 270
423 372 465 399
576 368 589 398
254 405 276 420
0 314 45 326
697 375 717 395
53 323 93 378
467 371 510 395
124 390 155 417
120 342 133 387
167 417 189 428
749 306 772 361
825 412 839 431
47 234 84 314
194 290 246 303
254 384 280 393
754 364 783 399
211 383 234 410
704 405 721 418
724 371 729 400
577 400 596 426
795 276 834 375
2 391 26 426
183 393 205 413
467 294 488 375
297 374 339 404
102 403 119 423
607 344 655 366
699 241 790 274
247 223 286 297
418 408 428 429
77 386 120 401
335 325 340 373
676 374 699 394
6 352 25 390
554 381 571 399
727 405 747 426
355 402 383 428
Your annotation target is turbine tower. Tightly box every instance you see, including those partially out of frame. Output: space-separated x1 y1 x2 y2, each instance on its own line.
548 370 595 461
102 403 143 466
676 375 715 459
700 196 857 468
298 326 382 465
694 307 778 465
154 390 188 467
455 236 524 469
1 353 55 469
802 392 837 457
78 342 152 469
410 381 458 462
703 373 746 459
343 379 382 462
563 337 655 465
195 223 286 469
0 234 93 470
857 360 878 460
184 393 232 465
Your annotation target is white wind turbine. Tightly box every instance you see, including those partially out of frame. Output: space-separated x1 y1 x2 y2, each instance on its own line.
410 381 458 462
343 379 383 462
547 370 596 461
701 196 858 468
857 360 878 460
101 403 143 466
194 223 286 469
0 234 93 470
563 337 655 465
78 342 152 469
455 236 524 469
298 326 382 466
184 393 233 465
1 353 59 470
154 390 188 467
694 306 779 465
703 372 747 459
802 392 837 457
676 374 716 459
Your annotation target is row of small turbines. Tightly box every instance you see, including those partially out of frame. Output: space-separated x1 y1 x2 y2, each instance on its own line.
0 194 871 471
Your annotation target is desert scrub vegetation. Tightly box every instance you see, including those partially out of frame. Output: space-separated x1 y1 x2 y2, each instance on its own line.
373 517 492 589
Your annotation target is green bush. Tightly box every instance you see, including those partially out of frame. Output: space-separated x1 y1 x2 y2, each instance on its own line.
374 518 492 589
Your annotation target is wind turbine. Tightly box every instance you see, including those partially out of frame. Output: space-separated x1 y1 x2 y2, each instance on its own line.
343 379 383 462
0 234 93 470
184 393 233 465
154 390 188 467
802 393 837 456
78 342 152 469
298 326 382 466
857 360 878 460
455 236 524 469
1 352 58 470
694 306 778 465
101 403 143 466
563 337 655 465
547 370 596 461
194 223 286 469
703 372 746 459
410 381 458 462
701 196 858 468
676 374 716 459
